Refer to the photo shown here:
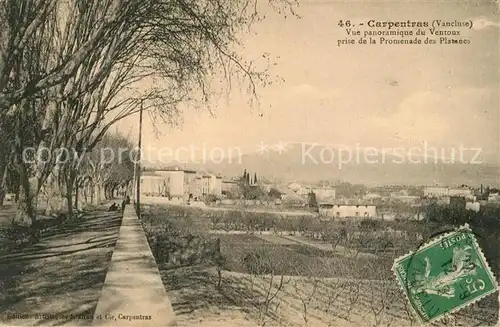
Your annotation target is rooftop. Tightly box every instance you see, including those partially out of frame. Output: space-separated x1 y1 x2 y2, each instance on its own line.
148 165 196 173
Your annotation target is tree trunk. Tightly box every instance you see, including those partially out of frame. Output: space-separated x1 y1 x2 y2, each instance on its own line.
54 169 66 214
46 181 66 216
14 173 39 240
65 169 77 214
0 164 8 206
83 182 88 205
94 182 102 205
90 183 93 204
75 178 80 211
66 182 73 215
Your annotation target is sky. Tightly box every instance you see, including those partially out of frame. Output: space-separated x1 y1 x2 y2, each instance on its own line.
116 0 500 165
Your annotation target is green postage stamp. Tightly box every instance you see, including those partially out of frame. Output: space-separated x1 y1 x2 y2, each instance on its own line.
392 224 499 324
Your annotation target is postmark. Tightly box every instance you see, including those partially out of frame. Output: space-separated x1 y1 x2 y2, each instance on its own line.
392 224 498 324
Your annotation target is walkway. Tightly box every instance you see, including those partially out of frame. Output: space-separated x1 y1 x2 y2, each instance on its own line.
0 208 122 326
92 205 176 326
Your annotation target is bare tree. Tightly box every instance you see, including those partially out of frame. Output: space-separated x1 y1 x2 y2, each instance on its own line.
3 0 299 230
291 273 320 327
242 249 289 326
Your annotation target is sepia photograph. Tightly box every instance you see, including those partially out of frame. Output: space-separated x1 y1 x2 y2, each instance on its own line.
0 0 499 326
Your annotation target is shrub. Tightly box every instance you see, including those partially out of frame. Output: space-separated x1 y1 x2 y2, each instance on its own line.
242 249 275 275
358 218 382 231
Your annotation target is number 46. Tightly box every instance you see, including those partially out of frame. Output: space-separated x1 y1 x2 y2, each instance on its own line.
338 20 351 27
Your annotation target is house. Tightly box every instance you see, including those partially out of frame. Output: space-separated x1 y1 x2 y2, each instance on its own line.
466 202 480 212
312 187 336 201
424 187 449 198
449 187 473 198
488 193 500 202
364 193 382 200
390 195 420 204
288 183 302 193
201 174 222 196
140 173 167 196
424 186 474 201
143 165 197 201
222 180 239 193
319 203 377 218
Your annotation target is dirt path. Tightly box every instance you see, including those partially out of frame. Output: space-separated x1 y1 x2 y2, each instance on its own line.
278 235 379 259
0 208 122 326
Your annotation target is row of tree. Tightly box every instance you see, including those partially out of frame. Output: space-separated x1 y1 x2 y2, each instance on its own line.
0 0 298 233
0 130 135 213
243 169 258 185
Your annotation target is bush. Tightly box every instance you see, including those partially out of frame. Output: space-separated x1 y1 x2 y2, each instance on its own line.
204 194 219 204
358 218 382 231
242 249 275 275
140 205 219 268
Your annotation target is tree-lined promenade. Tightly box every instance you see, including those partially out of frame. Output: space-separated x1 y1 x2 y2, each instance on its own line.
0 0 298 238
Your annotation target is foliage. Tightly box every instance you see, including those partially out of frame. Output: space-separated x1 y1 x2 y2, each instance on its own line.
334 182 367 198
268 187 282 200
140 205 222 269
358 218 383 231
0 0 299 229
238 178 266 200
204 194 219 204
242 249 275 275
139 203 500 326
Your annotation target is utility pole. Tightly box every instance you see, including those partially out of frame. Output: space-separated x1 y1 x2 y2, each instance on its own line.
135 100 144 217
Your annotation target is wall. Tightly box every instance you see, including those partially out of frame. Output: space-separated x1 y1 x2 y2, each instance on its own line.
222 181 239 193
184 172 197 199
326 205 377 218
424 187 449 198
140 176 166 196
156 171 184 198
466 202 480 212
449 188 472 197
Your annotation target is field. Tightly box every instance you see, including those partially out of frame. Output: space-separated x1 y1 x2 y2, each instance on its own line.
140 204 499 327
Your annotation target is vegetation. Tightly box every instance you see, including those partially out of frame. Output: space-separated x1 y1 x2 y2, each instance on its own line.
141 203 499 326
268 187 283 200
0 0 299 237
307 191 318 209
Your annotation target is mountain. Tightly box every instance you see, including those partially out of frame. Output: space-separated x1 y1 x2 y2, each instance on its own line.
144 144 500 187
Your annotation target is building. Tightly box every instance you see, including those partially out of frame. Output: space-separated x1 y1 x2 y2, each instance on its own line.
140 166 223 201
424 187 449 198
449 187 472 198
288 183 302 193
390 189 409 197
312 187 336 201
450 196 466 210
198 174 222 197
141 166 196 201
390 195 420 204
466 202 480 212
140 174 167 196
363 193 382 201
488 193 500 202
319 204 377 218
213 176 222 196
222 180 239 194
424 186 473 200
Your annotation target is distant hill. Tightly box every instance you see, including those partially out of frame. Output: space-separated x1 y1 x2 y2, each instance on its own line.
143 144 500 187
